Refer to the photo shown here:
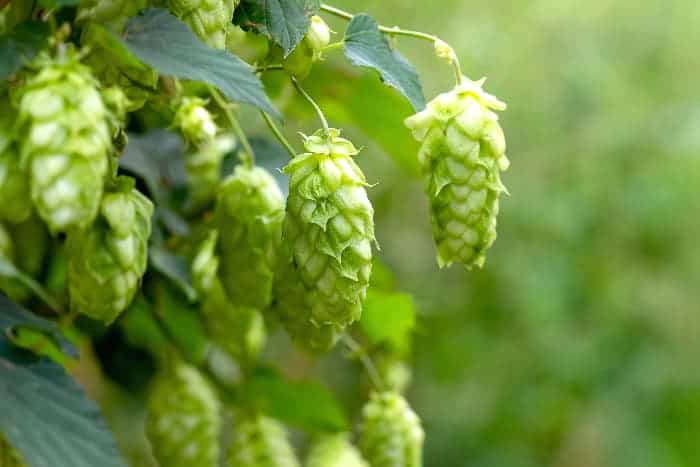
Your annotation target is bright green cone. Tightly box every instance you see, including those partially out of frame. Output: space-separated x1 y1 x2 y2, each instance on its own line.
306 433 368 467
16 50 113 233
168 0 239 49
216 165 285 309
359 392 424 467
0 435 27 467
67 177 153 323
0 103 32 223
187 135 234 209
405 77 509 269
146 360 222 467
274 129 375 350
227 415 300 467
174 97 218 146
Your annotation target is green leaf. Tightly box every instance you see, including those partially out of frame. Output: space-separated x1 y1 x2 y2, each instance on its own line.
121 8 279 116
360 289 416 353
0 21 50 81
0 298 127 467
148 246 198 302
343 14 425 111
237 368 349 432
234 0 315 55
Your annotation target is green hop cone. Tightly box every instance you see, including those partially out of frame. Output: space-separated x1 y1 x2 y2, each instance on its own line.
187 135 234 209
306 434 368 467
77 0 147 31
284 15 331 79
0 103 32 223
175 97 218 146
216 165 285 308
146 360 222 467
359 392 424 467
168 0 239 48
68 177 153 323
0 435 27 467
274 129 375 351
405 77 509 268
16 50 113 233
227 415 300 467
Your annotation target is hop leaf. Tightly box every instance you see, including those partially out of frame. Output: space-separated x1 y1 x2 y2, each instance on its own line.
146 360 222 467
174 97 218 146
405 77 509 268
67 177 153 323
0 435 28 467
168 0 240 49
216 165 285 309
274 129 375 351
186 135 234 209
227 415 300 467
306 433 368 467
0 105 32 223
16 50 114 233
359 392 424 467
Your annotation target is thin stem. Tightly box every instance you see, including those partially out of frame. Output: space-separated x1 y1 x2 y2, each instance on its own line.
208 85 255 167
255 64 284 73
291 77 329 135
322 41 345 53
342 335 384 391
260 111 297 158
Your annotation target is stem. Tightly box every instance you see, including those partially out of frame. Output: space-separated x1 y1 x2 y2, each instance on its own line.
291 77 329 135
255 64 284 73
208 85 256 167
342 335 384 391
260 111 297 158
320 3 464 85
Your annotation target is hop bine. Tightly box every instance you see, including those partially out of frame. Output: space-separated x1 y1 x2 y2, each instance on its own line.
274 129 375 351
405 77 509 269
227 415 300 467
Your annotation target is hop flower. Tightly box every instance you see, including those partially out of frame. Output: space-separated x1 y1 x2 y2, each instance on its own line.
16 50 114 233
174 97 218 146
405 77 509 268
306 434 368 467
0 435 27 467
168 0 239 49
146 360 222 467
77 0 147 31
67 177 153 323
284 15 331 79
273 129 375 351
216 165 285 309
0 104 32 223
227 415 300 467
359 392 424 467
187 135 234 209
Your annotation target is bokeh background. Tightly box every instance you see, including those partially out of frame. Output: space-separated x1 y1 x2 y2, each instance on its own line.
309 1 700 466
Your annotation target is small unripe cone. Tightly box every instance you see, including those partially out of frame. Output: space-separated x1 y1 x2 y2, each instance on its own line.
174 97 218 146
359 392 424 467
0 435 27 467
306 433 368 467
68 177 153 323
0 108 32 223
274 129 375 351
146 360 222 467
216 165 285 309
16 50 113 233
187 135 234 208
168 0 239 49
77 0 147 31
405 77 509 268
283 16 330 79
227 415 300 467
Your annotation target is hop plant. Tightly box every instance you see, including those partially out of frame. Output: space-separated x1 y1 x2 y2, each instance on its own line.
168 0 239 49
405 77 509 268
284 15 331 79
216 165 285 308
359 392 424 467
77 0 147 31
16 50 113 233
67 177 153 323
174 97 218 146
0 103 32 223
274 129 375 351
187 135 234 208
227 415 300 467
306 434 368 467
146 360 222 467
0 435 27 467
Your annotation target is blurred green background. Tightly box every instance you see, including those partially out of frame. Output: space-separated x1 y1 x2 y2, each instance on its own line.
314 1 700 466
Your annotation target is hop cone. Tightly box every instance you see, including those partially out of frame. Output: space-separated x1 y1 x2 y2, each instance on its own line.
359 392 424 467
68 177 153 323
216 165 285 308
284 15 330 79
306 434 368 467
405 77 509 268
274 129 375 351
0 435 27 467
227 415 300 467
146 360 222 467
175 97 218 146
77 0 147 31
16 50 113 233
187 135 234 209
192 231 267 361
168 0 239 48
0 104 31 223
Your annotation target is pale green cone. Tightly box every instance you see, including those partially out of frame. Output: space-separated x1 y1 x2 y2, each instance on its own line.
0 435 28 467
359 392 424 467
168 0 239 48
16 50 113 233
284 15 331 79
146 360 222 467
227 415 300 467
306 433 368 467
216 165 285 309
187 135 234 209
174 97 218 146
77 0 147 31
405 77 509 269
0 107 32 223
68 177 153 323
274 129 375 350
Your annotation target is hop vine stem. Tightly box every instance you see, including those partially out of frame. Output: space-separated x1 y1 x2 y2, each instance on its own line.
208 85 256 167
260 111 297 158
342 335 384 391
291 77 330 136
